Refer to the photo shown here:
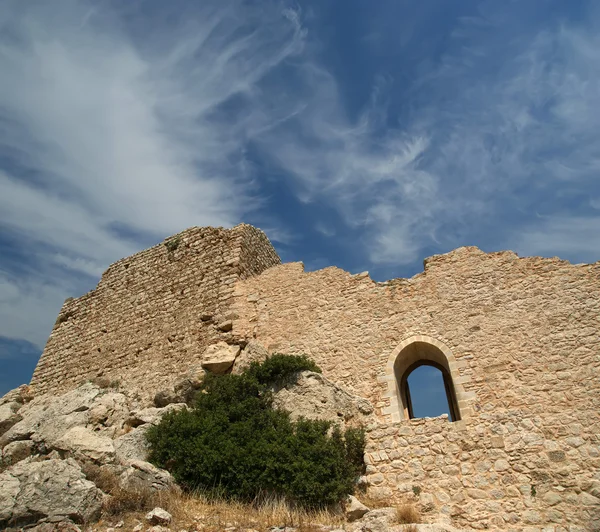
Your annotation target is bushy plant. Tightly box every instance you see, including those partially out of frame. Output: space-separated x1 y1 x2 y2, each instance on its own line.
147 354 365 508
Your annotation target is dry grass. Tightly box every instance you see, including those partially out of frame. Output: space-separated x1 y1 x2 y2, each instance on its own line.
81 465 345 532
401 525 419 532
395 503 421 524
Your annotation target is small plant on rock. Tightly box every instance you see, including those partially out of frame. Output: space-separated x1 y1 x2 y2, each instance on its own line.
164 237 181 253
147 354 365 509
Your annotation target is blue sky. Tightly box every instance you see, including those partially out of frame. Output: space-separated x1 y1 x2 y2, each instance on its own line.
1 1 599 408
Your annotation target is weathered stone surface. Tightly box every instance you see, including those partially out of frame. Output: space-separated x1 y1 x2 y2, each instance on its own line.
1 383 102 448
114 425 151 464
0 458 103 527
1 440 35 466
272 371 373 427
0 385 31 407
129 403 187 427
87 392 130 432
201 342 240 374
345 495 370 522
120 460 176 492
348 507 396 532
145 507 172 525
232 340 269 374
0 402 22 437
54 426 115 463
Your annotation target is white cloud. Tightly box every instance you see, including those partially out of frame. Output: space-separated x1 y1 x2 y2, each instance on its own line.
0 0 305 345
253 8 600 266
516 216 600 264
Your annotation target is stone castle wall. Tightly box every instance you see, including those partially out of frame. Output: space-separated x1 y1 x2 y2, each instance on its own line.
231 247 600 530
30 224 280 399
30 227 600 530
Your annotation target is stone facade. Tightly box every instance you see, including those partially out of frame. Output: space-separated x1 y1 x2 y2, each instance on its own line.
30 224 280 399
30 226 600 530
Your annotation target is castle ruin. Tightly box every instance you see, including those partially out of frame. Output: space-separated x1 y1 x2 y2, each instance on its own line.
30 224 600 530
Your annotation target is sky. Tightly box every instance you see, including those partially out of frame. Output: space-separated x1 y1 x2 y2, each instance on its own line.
1 1 599 409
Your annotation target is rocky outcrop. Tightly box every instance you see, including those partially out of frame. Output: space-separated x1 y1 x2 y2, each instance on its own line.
232 340 269 374
345 495 370 522
119 460 176 493
0 363 377 530
54 426 116 463
0 382 179 530
272 371 374 428
0 458 103 527
201 342 241 374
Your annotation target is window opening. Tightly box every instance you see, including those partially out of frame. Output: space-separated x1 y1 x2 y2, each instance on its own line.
394 341 461 422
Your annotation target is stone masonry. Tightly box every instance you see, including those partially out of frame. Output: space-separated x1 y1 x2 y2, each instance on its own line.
30 225 600 530
31 224 280 400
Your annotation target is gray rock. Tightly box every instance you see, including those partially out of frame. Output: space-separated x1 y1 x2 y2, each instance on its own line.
232 340 269 374
87 392 130 430
0 385 30 407
114 425 151 464
345 495 370 522
348 507 397 532
120 460 176 492
27 519 82 531
1 440 35 466
0 458 103 527
201 342 240 374
0 402 23 437
1 383 103 448
53 426 115 463
128 404 187 427
272 371 373 428
145 507 172 525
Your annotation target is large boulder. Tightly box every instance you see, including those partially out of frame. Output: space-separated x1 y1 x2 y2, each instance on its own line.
232 340 269 374
53 426 115 464
120 460 176 492
128 403 187 427
0 458 103 528
0 385 32 407
114 425 151 464
345 495 370 522
1 440 35 466
272 371 373 428
0 402 22 437
201 342 240 374
0 383 103 448
87 392 131 435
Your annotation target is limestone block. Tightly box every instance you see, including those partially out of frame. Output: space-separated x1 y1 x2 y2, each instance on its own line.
1 440 35 466
129 403 187 427
345 495 370 521
114 425 151 464
0 402 22 437
54 426 115 463
232 340 269 374
0 458 103 527
120 460 176 493
201 342 240 374
146 507 172 525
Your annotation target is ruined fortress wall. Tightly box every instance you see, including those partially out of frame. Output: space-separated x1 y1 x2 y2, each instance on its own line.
232 248 600 530
30 224 280 399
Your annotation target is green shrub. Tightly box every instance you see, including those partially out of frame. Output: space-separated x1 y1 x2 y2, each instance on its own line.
147 354 365 508
246 352 321 386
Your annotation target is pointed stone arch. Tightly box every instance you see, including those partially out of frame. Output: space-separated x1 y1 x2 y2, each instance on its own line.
378 335 474 423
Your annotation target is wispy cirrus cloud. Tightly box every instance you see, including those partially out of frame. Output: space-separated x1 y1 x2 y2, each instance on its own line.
0 0 305 349
1 0 600 396
253 2 600 266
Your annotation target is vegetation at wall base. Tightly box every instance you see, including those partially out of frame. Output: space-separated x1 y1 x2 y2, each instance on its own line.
147 354 365 509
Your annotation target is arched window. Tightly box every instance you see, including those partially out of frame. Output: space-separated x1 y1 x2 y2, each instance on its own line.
394 341 461 422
